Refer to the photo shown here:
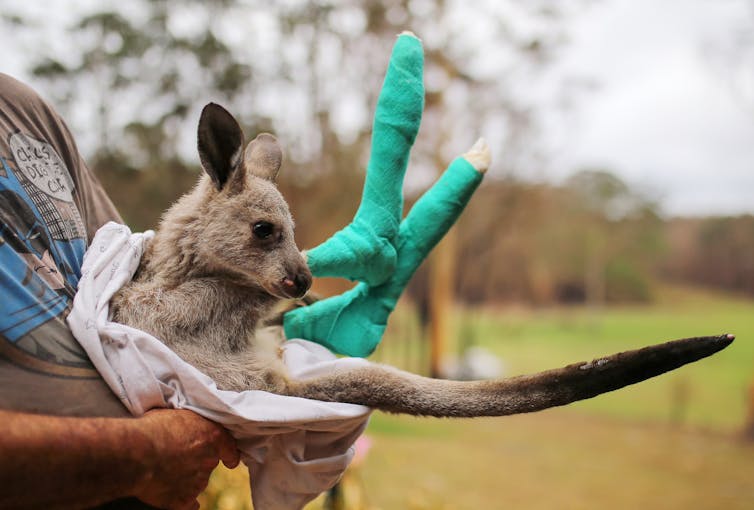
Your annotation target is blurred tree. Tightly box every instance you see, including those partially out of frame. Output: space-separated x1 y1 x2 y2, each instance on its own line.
9 0 618 304
20 0 255 229
11 0 591 228
563 169 662 305
661 215 754 297
31 2 252 164
454 169 663 306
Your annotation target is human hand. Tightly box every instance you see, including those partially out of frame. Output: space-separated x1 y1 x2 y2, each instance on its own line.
130 409 240 510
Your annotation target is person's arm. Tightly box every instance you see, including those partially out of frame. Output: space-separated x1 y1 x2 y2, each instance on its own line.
0 408 240 510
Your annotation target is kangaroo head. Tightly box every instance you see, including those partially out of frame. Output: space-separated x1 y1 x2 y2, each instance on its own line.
186 102 311 299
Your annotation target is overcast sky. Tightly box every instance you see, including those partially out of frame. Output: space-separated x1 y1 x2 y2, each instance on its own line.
546 0 754 216
1 0 752 217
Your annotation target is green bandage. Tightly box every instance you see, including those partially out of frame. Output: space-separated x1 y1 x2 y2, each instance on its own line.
284 157 483 357
305 33 424 287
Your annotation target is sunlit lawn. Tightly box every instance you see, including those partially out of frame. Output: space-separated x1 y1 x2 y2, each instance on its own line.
200 285 754 509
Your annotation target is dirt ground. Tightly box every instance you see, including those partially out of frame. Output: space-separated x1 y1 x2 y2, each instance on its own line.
357 411 754 510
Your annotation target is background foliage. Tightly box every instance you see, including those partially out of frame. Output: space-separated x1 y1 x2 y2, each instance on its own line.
5 0 752 305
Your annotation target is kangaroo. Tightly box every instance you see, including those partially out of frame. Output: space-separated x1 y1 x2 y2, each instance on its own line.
110 103 732 418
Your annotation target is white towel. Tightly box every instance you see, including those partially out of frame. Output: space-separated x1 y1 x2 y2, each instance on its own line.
67 222 372 510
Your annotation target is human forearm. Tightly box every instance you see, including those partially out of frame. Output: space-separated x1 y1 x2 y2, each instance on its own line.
0 409 156 509
0 408 239 510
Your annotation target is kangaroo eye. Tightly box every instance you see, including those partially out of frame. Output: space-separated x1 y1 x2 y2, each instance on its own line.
252 221 274 240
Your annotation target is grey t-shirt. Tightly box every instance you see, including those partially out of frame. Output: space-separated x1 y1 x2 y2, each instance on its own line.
0 73 129 417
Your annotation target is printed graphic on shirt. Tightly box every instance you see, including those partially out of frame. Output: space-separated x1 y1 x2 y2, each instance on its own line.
0 133 96 378
9 132 85 241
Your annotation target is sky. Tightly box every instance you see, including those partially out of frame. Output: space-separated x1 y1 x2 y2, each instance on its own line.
545 0 754 216
1 0 752 217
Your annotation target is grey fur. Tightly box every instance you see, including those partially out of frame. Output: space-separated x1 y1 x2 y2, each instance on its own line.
111 104 733 418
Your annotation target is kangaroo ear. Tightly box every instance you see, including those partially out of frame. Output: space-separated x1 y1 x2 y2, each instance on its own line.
197 103 244 190
243 133 282 182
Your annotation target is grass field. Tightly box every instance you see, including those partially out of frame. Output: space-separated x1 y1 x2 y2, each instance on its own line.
199 285 754 509
453 285 754 431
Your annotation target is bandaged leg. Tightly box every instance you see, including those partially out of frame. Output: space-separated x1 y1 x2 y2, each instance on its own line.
284 143 489 357
305 33 424 286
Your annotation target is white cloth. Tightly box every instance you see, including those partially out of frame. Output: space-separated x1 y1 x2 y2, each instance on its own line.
67 222 372 510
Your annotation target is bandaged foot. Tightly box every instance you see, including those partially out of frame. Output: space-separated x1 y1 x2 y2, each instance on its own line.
284 141 490 356
305 33 424 286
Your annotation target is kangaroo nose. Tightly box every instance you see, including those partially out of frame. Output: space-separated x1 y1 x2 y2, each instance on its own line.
282 272 311 298
295 273 312 294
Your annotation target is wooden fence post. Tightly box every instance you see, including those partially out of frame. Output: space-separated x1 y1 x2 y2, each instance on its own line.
428 226 457 378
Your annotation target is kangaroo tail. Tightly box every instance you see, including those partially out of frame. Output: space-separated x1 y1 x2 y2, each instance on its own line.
285 335 733 417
